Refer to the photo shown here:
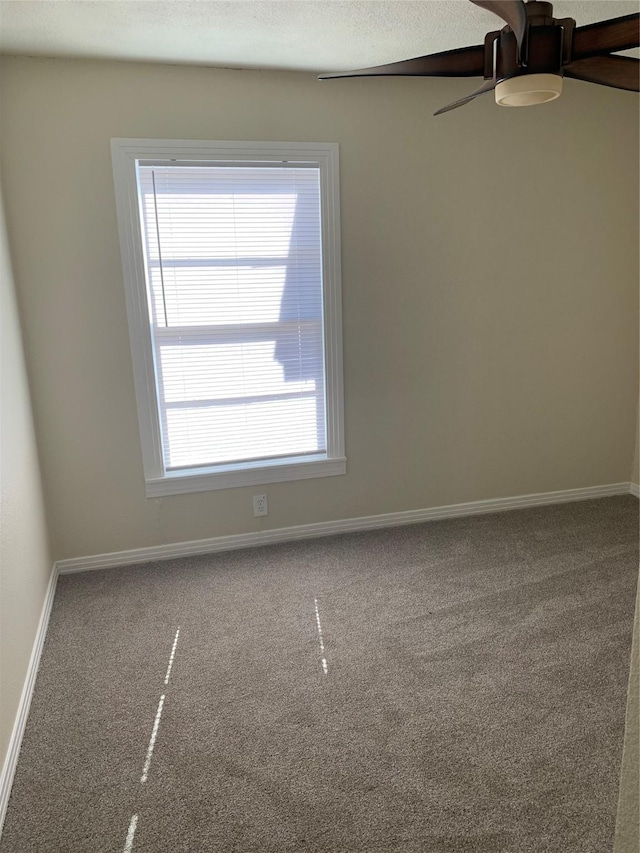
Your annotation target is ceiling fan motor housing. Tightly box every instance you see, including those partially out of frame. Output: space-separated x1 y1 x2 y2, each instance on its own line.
489 13 575 78
485 2 575 107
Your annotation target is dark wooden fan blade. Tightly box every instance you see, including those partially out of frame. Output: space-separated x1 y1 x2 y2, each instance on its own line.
564 55 640 92
318 44 484 80
434 78 497 115
470 0 527 50
572 13 639 60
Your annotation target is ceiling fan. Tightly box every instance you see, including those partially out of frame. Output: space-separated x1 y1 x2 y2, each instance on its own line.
319 1 640 115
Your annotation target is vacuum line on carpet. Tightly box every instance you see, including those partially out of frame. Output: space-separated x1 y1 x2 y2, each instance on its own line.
140 694 165 783
314 598 328 675
122 814 138 853
164 627 181 685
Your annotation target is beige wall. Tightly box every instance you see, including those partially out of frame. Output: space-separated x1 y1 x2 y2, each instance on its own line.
0 55 637 562
0 178 52 767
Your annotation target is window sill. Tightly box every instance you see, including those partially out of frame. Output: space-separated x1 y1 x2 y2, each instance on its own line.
145 455 347 497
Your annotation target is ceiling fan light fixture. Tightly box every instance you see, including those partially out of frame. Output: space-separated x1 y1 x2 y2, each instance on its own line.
495 73 563 107
319 5 639 115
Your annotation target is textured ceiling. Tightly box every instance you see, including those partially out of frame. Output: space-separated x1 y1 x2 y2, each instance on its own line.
0 1 637 72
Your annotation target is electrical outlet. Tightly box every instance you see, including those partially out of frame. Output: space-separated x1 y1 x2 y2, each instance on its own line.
253 494 268 517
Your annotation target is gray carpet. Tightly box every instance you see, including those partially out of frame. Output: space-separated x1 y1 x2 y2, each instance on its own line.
1 496 638 853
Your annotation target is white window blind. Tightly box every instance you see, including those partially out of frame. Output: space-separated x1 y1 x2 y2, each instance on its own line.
136 163 327 472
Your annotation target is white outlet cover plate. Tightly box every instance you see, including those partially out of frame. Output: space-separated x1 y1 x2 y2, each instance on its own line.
253 494 268 517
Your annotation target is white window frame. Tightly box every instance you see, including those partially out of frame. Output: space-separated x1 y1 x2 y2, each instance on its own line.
111 138 345 497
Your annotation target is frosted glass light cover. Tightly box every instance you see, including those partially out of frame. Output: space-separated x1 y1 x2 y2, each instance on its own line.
495 74 563 107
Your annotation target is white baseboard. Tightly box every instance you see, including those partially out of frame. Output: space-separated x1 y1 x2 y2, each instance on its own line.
630 482 639 498
0 564 58 835
56 482 633 575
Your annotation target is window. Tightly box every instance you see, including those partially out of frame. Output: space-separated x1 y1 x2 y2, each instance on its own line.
111 139 345 496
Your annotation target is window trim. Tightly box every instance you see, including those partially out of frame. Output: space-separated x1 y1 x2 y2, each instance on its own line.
111 139 345 497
